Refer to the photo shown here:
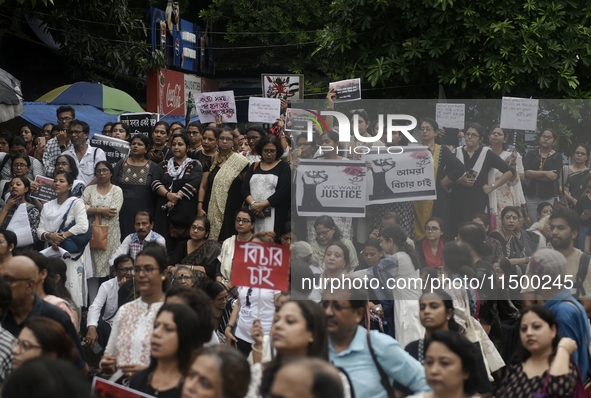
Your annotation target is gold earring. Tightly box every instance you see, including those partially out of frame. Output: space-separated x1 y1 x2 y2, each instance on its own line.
161 276 166 281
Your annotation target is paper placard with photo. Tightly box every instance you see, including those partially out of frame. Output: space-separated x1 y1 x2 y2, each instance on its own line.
31 176 57 202
329 78 362 103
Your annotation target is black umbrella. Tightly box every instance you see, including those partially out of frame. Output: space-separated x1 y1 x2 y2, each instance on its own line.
0 68 23 123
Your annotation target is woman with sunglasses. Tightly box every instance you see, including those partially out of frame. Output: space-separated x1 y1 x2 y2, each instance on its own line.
197 127 249 242
415 217 445 269
449 122 515 238
242 135 290 236
523 128 563 222
168 216 221 282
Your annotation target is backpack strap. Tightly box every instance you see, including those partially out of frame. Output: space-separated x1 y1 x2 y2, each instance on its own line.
366 332 396 398
253 161 260 171
576 252 591 299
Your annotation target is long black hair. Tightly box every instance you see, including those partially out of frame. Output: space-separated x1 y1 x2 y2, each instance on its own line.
147 304 204 375
259 300 328 396
457 222 492 258
512 305 560 365
380 224 420 269
425 331 479 395
420 290 459 332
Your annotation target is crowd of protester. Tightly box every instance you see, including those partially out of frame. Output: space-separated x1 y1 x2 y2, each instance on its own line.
0 100 588 398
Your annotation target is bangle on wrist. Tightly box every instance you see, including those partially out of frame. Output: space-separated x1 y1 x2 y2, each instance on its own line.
226 324 234 329
251 344 263 354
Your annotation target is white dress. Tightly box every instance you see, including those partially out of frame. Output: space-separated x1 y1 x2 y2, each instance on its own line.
38 197 89 308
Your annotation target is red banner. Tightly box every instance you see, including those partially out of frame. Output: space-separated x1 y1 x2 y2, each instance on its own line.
231 241 290 291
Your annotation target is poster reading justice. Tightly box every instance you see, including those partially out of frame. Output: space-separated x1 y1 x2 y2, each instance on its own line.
296 160 367 217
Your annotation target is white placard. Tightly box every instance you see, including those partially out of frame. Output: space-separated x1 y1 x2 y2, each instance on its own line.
435 103 465 129
296 160 367 218
329 78 362 103
362 147 437 204
196 91 237 123
248 97 281 123
500 97 539 131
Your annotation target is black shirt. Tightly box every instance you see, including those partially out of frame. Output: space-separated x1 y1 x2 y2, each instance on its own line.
523 150 563 199
2 294 85 369
129 369 182 398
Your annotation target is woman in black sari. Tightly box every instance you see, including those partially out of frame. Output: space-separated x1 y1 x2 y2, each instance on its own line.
168 216 221 281
562 144 590 208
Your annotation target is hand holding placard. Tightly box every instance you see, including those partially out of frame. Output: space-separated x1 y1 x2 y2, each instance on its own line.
230 241 289 291
196 91 237 123
248 97 281 123
500 97 539 131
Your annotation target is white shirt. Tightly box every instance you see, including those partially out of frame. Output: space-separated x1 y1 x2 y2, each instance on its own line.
64 144 106 185
235 287 280 343
87 277 119 327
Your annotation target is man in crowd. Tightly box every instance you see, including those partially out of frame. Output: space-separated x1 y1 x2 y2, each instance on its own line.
0 277 15 384
526 248 591 379
63 119 106 185
85 254 134 353
270 358 344 398
43 105 75 176
323 287 429 397
109 211 166 265
523 208 591 315
0 256 85 369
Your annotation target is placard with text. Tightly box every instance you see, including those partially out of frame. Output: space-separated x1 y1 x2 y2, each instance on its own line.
231 241 290 291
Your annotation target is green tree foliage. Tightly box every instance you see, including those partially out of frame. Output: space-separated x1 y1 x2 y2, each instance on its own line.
2 0 165 83
316 0 591 99
199 0 329 73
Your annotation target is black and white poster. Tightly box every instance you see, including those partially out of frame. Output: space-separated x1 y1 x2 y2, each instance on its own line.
296 160 366 217
119 113 159 137
362 147 437 204
90 134 130 167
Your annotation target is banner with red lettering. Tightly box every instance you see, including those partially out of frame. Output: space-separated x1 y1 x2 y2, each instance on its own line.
230 241 290 291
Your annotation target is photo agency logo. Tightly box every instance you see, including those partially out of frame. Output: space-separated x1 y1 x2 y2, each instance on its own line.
304 111 419 155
